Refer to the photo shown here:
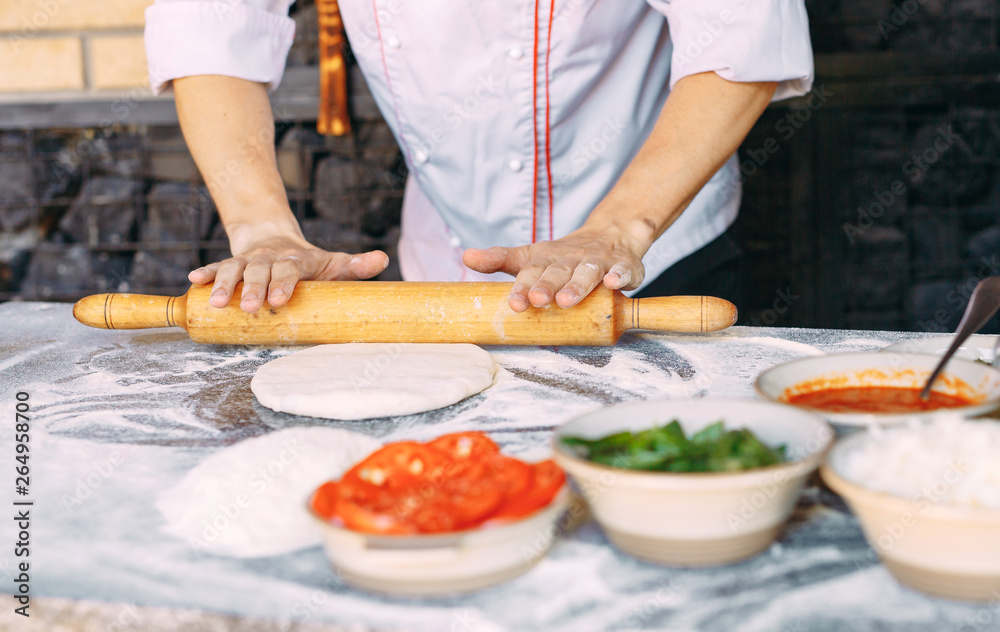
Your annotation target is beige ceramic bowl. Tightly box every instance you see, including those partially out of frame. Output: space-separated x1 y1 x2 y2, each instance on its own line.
822 432 1000 602
309 486 571 596
552 399 832 566
756 352 1000 426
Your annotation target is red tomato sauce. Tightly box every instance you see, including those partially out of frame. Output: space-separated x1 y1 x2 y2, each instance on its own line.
786 387 974 413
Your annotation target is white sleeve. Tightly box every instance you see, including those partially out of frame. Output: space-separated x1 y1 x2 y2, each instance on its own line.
144 0 297 95
649 0 815 101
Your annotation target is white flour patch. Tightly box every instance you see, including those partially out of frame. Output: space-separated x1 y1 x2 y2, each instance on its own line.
835 338 898 351
733 337 826 357
156 427 380 558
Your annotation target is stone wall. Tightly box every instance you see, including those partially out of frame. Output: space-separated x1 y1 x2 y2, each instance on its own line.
0 0 406 301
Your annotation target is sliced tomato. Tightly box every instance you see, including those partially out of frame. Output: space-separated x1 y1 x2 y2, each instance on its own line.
340 441 451 491
330 434 559 534
334 494 420 535
489 459 566 521
426 432 500 461
441 475 504 530
310 481 339 520
337 468 502 534
484 455 534 502
335 442 445 534
334 439 501 534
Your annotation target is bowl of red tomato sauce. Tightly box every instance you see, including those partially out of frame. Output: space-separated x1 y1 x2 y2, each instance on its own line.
308 432 571 596
756 352 1000 426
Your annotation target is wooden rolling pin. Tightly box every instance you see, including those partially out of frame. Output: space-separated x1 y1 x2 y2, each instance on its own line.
73 282 737 346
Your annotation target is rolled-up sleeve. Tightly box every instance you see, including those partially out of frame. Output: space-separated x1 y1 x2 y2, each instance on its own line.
144 0 296 95
649 0 814 101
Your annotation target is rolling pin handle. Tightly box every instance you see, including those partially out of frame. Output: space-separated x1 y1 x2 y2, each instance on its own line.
73 293 187 331
629 295 737 333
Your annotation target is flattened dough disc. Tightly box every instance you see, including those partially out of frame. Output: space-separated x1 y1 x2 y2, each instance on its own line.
251 343 497 420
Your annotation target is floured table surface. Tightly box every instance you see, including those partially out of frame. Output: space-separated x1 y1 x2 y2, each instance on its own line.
0 302 990 632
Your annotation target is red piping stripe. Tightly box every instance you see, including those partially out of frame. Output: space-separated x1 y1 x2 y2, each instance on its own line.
544 0 555 241
530 0 541 244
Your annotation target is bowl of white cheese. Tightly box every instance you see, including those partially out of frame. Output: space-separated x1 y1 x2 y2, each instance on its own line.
821 417 1000 601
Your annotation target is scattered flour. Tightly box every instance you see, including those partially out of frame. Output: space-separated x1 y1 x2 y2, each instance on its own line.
156 427 380 558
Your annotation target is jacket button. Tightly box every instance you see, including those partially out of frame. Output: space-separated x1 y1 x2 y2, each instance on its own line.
508 158 523 172
507 47 524 60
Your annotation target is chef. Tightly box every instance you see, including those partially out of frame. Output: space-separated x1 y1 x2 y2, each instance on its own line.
144 0 813 314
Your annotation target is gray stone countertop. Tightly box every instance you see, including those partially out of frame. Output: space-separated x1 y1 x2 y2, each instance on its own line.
0 301 996 632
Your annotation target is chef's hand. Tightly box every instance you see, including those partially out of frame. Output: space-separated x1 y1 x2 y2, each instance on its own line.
462 223 646 312
189 229 388 313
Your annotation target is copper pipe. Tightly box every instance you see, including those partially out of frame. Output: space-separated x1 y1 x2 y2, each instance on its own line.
317 0 351 136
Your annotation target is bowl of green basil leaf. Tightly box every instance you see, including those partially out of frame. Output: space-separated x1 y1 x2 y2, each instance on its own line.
553 398 832 566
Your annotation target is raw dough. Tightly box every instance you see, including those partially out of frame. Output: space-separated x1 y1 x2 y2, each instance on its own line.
156 427 380 558
250 343 497 420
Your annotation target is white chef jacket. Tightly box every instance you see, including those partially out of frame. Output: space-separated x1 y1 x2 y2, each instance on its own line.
145 0 814 290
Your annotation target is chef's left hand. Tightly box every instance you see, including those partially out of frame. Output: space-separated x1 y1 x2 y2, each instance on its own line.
462 223 647 312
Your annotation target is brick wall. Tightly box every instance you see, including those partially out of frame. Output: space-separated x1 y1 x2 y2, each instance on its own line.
0 0 152 94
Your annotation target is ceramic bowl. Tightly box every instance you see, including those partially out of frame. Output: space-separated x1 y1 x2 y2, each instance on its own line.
756 352 1000 426
309 485 572 596
822 432 1000 602
552 398 832 566
881 334 998 363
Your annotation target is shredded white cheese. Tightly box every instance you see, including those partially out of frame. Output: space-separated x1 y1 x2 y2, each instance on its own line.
840 416 1000 509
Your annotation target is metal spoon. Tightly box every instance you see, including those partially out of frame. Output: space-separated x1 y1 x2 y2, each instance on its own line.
921 276 1000 399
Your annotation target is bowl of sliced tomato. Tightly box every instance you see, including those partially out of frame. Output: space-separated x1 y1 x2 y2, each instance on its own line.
309 431 571 596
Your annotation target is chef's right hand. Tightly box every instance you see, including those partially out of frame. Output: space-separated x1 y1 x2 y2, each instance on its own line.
189 227 389 313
